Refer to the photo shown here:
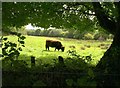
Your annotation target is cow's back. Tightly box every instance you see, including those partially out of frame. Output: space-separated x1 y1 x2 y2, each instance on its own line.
46 40 62 48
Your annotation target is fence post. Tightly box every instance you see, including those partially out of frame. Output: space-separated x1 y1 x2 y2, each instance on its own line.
31 56 35 67
58 56 64 64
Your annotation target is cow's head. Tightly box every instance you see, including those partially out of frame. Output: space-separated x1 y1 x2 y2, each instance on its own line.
61 46 65 52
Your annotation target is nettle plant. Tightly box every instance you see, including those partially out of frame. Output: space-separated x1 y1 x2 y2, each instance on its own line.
2 32 26 61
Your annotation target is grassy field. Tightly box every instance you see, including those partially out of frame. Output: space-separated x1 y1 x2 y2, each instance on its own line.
5 35 112 66
2 35 113 86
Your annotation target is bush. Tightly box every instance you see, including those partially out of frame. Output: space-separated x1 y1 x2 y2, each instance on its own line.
33 80 47 86
2 32 26 71
108 34 114 39
83 33 94 40
48 29 63 37
94 33 108 40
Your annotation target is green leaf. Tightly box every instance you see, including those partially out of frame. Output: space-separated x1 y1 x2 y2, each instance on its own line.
9 48 16 52
10 32 17 35
2 50 7 55
9 42 17 47
8 52 15 57
12 43 17 47
3 46 9 49
77 77 88 86
20 36 26 40
66 79 74 86
19 41 24 44
88 68 95 78
33 80 47 86
22 45 25 47
5 42 10 47
18 47 22 51
3 38 8 41
14 50 20 56
17 33 22 37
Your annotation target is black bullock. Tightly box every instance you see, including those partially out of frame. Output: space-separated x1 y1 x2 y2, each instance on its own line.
45 40 65 52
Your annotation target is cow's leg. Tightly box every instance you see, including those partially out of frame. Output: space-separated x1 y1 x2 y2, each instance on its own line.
55 48 56 51
46 45 49 50
47 47 49 50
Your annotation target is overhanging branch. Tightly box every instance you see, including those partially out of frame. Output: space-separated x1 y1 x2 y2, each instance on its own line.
92 2 116 35
114 2 120 22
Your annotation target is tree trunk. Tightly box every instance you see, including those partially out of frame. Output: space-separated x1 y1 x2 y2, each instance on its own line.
95 21 120 88
92 2 120 88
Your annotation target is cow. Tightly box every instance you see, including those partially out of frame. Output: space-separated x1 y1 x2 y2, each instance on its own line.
45 40 65 52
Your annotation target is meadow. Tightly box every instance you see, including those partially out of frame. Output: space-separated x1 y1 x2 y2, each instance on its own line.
5 35 112 66
2 35 113 86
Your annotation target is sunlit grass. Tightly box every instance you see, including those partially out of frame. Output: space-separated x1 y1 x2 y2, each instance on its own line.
4 35 112 66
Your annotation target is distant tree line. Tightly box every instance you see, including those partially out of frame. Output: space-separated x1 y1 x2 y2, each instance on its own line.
26 27 114 40
3 26 113 40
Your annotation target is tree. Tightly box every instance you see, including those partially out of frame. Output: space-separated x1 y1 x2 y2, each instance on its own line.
92 2 120 88
34 29 41 36
2 2 95 30
2 2 120 87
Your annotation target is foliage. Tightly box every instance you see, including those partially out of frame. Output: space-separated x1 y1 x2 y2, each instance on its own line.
67 49 93 64
2 2 113 40
48 28 63 37
3 2 118 35
2 32 26 70
33 80 47 86
2 48 95 87
2 2 95 31
93 26 111 40
34 29 41 36
83 33 94 40
94 33 108 41
2 26 27 35
26 27 111 40
5 35 112 66
26 29 35 36
66 79 74 86
2 2 120 88
2 36 112 87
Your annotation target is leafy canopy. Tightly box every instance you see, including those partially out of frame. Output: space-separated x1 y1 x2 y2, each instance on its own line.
2 2 95 30
2 2 119 34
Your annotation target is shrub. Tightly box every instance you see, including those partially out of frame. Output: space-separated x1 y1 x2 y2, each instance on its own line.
2 32 26 70
33 80 47 86
83 33 94 40
94 33 108 40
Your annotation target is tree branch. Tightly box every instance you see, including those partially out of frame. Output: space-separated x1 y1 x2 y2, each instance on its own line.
114 2 120 22
92 2 116 35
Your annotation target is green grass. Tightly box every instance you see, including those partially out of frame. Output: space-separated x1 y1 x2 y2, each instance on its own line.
5 35 112 66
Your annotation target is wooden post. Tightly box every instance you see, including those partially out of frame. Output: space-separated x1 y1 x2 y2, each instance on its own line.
58 56 64 64
31 56 35 67
58 56 65 69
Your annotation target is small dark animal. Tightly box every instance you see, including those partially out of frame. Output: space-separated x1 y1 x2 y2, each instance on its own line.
46 40 65 52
